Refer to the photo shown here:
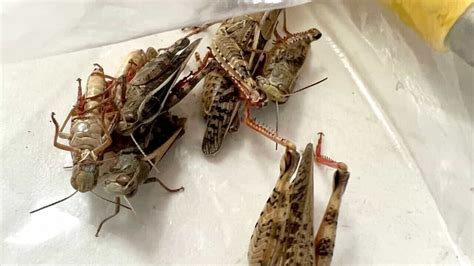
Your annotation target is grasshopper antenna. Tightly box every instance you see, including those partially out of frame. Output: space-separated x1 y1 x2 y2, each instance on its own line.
130 133 184 192
91 190 132 210
275 102 279 151
95 196 121 237
123 196 137 215
282 77 328 97
30 191 78 214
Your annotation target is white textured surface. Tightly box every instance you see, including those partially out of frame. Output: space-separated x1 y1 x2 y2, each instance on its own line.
1 3 468 265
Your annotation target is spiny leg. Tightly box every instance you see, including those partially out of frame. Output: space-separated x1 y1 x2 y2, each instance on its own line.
51 112 78 153
165 59 219 109
95 196 121 237
243 105 296 151
314 132 350 265
315 132 348 172
92 116 113 155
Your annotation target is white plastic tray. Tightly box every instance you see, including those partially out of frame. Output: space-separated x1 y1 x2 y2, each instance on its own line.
1 2 470 264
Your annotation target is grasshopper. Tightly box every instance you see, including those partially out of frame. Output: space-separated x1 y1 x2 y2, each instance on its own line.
256 12 323 104
51 65 116 192
95 114 186 237
31 38 202 215
192 11 283 155
194 10 326 155
248 134 350 266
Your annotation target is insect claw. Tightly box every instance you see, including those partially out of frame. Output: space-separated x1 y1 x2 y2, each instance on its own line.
92 63 104 71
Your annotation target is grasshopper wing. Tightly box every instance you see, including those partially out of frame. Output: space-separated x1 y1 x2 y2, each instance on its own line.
201 69 240 156
130 37 191 86
137 38 201 125
282 143 315 265
248 149 300 265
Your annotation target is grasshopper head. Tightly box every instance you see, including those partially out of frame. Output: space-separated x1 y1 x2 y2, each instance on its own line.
257 76 288 104
308 28 322 41
117 112 136 134
104 153 144 197
104 173 138 197
175 37 191 50
71 163 98 192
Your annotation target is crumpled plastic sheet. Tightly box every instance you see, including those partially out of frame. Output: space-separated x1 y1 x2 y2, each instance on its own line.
1 0 309 63
1 1 472 264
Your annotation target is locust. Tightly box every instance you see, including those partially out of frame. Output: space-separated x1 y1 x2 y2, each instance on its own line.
48 47 156 193
256 11 324 104
192 10 326 155
248 134 350 266
95 114 186 237
51 64 117 193
192 10 282 155
190 11 297 151
31 38 205 215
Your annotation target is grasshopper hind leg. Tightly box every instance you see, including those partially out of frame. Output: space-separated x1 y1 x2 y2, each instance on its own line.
243 105 296 151
314 132 348 171
95 196 121 237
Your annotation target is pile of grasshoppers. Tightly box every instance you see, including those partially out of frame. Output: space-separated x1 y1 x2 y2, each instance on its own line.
31 36 218 236
185 9 351 265
33 7 351 265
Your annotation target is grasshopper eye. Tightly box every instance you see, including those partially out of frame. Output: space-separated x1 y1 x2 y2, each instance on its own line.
125 113 135 122
116 175 130 186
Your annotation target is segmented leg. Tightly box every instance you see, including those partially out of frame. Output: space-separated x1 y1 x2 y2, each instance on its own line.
51 112 78 153
164 59 219 109
92 117 113 154
273 21 283 42
144 177 184 192
243 105 296 150
74 78 84 110
313 132 350 266
95 196 121 237
314 132 347 171
282 9 292 36
58 109 73 139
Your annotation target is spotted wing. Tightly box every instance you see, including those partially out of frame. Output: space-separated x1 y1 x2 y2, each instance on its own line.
282 143 315 265
248 149 300 265
201 70 240 156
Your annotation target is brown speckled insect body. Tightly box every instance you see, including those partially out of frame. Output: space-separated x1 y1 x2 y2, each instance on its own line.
248 143 314 265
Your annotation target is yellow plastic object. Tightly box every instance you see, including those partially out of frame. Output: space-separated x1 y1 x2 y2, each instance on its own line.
380 0 473 50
